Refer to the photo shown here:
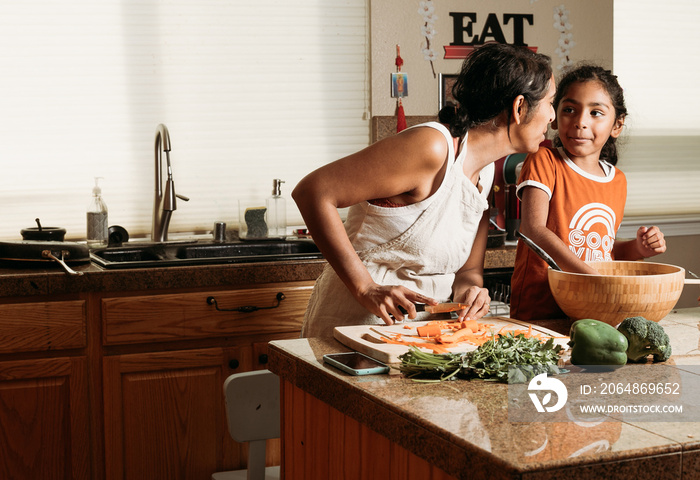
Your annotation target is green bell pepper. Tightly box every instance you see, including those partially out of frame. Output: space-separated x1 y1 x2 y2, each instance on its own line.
568 319 629 366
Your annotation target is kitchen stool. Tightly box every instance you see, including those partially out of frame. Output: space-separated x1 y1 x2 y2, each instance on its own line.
211 369 281 480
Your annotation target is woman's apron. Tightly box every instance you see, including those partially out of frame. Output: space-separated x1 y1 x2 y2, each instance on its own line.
301 122 492 338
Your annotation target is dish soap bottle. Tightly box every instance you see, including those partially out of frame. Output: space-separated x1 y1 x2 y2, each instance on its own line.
87 177 108 247
266 179 286 238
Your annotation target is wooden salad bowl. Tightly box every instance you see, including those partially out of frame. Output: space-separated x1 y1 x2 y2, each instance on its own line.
548 261 685 326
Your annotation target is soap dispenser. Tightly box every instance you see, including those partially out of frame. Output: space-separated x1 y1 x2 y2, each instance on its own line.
266 179 286 238
87 177 108 247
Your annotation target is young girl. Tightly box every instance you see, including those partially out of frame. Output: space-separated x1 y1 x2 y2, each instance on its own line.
510 64 667 323
293 43 556 338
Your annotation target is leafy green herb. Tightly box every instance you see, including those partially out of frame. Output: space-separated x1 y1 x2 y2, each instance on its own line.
398 332 564 383
398 348 466 382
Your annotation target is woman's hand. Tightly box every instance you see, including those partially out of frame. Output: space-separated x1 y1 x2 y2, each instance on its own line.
636 226 666 258
454 286 491 321
357 283 438 326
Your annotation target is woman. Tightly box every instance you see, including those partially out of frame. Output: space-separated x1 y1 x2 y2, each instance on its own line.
293 43 556 338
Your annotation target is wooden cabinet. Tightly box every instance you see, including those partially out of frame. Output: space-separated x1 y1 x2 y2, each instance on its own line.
0 278 313 480
100 281 313 480
0 298 90 480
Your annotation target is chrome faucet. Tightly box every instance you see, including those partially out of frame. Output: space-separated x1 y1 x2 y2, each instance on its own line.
152 124 189 242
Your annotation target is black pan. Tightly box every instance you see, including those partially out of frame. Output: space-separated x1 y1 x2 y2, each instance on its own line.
20 227 66 241
20 218 67 241
0 240 89 275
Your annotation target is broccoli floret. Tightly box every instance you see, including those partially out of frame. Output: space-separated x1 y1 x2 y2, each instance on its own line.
617 316 672 363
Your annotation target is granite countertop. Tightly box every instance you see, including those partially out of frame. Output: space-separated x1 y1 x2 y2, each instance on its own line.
268 308 700 479
0 244 515 298
0 258 327 297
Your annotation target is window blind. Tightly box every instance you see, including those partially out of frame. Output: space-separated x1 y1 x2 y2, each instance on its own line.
0 0 369 241
613 0 700 234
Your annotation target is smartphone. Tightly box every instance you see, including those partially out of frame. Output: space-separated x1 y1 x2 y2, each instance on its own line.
323 352 390 376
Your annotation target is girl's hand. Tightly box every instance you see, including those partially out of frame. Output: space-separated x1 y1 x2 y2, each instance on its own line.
358 283 438 326
455 286 491 321
636 226 666 258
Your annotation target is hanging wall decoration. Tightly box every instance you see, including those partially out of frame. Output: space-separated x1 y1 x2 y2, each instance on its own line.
391 73 408 98
553 5 575 71
392 45 408 132
442 9 536 60
418 0 438 78
438 73 458 111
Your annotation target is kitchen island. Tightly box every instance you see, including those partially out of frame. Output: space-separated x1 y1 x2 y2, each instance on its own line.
268 307 700 480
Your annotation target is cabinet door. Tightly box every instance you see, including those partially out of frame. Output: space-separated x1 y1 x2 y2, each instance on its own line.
103 346 256 480
0 357 90 480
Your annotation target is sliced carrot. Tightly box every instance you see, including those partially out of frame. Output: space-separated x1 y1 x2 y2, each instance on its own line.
437 327 479 344
379 337 449 353
377 321 560 355
416 324 442 338
461 319 479 332
425 320 454 330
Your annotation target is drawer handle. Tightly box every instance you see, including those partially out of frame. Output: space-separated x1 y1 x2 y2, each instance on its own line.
206 292 286 313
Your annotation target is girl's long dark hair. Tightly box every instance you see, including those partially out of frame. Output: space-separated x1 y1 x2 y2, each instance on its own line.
438 43 552 138
552 64 627 165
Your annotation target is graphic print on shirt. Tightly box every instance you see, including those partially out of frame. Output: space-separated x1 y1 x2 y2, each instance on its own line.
567 203 616 261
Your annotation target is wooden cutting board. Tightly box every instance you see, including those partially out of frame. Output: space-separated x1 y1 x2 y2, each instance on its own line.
333 317 569 364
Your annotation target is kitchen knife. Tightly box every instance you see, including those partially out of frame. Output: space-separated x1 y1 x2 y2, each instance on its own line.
515 230 562 271
398 302 468 314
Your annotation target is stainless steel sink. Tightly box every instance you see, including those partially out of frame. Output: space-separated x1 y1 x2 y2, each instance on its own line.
90 239 322 269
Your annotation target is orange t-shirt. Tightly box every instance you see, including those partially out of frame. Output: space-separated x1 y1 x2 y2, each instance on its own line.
510 146 627 322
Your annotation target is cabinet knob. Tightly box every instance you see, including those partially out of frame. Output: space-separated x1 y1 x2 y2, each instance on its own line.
258 354 268 365
228 359 240 370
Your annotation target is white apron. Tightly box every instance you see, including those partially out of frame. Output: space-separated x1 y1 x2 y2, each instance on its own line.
301 122 493 338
